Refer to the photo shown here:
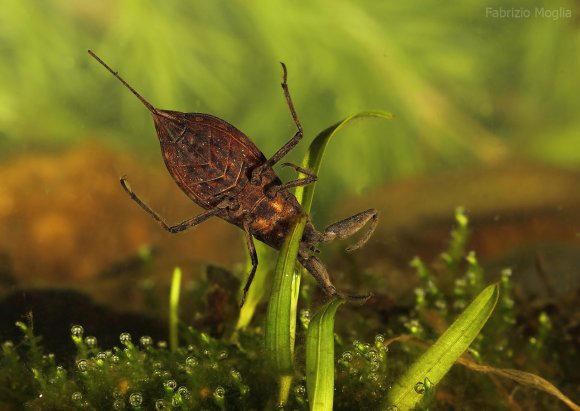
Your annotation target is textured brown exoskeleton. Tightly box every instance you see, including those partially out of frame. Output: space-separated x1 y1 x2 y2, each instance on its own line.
88 50 378 306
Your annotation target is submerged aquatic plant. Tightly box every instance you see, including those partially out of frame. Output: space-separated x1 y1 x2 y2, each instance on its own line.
1 119 578 410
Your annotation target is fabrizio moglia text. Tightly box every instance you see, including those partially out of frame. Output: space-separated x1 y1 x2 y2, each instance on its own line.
485 7 572 20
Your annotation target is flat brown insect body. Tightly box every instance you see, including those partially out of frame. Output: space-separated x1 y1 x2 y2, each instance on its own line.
151 109 306 249
89 50 379 306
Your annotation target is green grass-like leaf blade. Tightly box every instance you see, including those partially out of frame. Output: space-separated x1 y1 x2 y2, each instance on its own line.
265 215 308 373
235 241 275 330
306 297 346 411
295 111 393 212
385 283 499 410
169 267 182 353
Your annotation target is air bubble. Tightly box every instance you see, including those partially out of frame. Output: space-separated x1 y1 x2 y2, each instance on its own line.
76 359 88 372
129 392 143 406
111 355 120 364
368 372 379 382
414 381 425 394
214 386 225 398
84 336 97 348
435 299 447 310
178 386 191 400
119 333 132 345
341 351 353 361
185 356 198 367
96 352 107 361
140 336 153 348
230 369 241 381
368 348 379 362
164 379 177 391
294 385 306 397
157 340 168 349
240 384 250 396
374 334 385 344
387 405 399 411
71 325 84 337
113 399 125 410
155 399 167 410
71 391 83 402
218 350 228 360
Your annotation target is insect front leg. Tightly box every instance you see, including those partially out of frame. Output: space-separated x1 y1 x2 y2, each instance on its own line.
319 209 379 252
120 177 222 233
251 63 304 185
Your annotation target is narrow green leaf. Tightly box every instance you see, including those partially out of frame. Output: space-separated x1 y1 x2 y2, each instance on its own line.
306 297 346 411
265 215 308 373
235 241 275 331
169 267 182 353
295 111 393 213
385 283 500 410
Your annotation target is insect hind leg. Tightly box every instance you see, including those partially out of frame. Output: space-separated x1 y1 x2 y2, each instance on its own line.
298 253 372 304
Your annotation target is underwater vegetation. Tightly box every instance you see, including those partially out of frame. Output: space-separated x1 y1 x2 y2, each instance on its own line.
1 3 578 409
0 115 578 410
1 209 578 410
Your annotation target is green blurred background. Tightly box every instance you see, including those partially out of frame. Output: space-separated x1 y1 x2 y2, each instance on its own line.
1 0 578 209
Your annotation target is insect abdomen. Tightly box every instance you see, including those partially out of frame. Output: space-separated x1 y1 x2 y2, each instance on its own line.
155 112 265 209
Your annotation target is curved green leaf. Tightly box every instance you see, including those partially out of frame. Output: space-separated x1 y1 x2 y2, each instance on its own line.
295 111 393 213
306 297 346 411
385 283 500 410
265 215 308 374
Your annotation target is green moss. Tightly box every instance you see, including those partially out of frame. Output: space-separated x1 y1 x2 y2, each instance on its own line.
0 210 577 410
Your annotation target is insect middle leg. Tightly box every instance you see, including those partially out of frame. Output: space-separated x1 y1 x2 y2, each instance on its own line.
240 219 258 307
266 162 317 198
120 177 223 233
